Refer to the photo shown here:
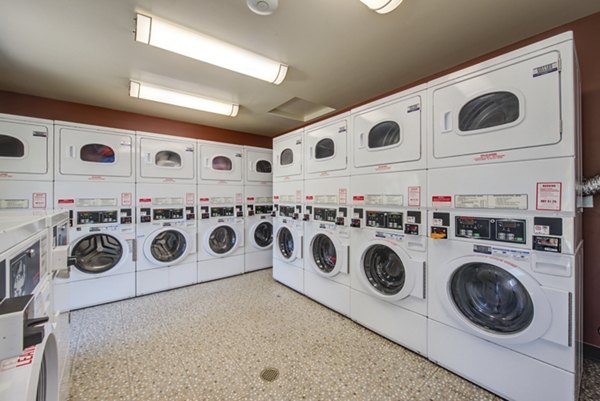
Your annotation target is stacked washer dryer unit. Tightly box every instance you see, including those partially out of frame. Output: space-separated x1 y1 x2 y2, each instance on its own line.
0 114 53 212
0 214 60 401
349 85 429 355
302 113 352 315
54 122 136 309
272 129 305 292
197 141 245 281
426 32 582 401
243 146 273 272
135 132 197 295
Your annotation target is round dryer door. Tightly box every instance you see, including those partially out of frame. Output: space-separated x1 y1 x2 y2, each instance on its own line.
251 221 273 250
71 233 125 274
358 240 421 302
206 225 238 257
310 233 346 277
145 229 188 266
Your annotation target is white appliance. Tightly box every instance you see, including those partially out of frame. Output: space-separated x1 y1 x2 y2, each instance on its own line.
197 184 245 281
136 131 196 184
272 179 304 292
303 113 350 180
428 210 582 401
348 170 428 355
0 114 53 213
427 32 579 170
0 113 53 182
197 141 243 185
53 181 136 310
54 121 135 182
135 183 197 295
273 129 303 182
350 85 426 176
303 176 351 315
427 157 579 215
243 146 272 185
244 184 273 273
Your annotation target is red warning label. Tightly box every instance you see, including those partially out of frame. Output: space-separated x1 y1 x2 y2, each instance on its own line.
432 195 452 208
536 182 562 211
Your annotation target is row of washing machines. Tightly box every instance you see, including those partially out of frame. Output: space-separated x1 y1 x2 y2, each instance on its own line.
0 210 71 401
0 114 274 312
272 32 583 401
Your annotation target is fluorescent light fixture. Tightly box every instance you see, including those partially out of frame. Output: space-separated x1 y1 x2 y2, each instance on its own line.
360 0 404 14
129 81 239 117
135 13 288 85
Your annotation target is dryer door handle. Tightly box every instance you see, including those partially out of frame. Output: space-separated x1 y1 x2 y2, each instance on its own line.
441 111 453 133
68 145 76 159
359 133 365 148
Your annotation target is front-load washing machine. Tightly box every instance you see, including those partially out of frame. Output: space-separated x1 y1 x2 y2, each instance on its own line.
303 176 351 316
427 32 579 170
54 181 135 310
243 146 272 186
244 184 273 272
428 210 582 401
136 131 196 184
272 180 304 293
350 84 426 176
273 129 303 182
54 121 135 182
135 183 197 295
197 184 245 281
349 169 428 354
303 113 350 180
198 140 243 185
0 113 54 212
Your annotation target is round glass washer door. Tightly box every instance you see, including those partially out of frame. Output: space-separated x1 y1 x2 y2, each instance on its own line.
358 240 419 301
144 228 189 266
276 226 298 262
440 255 553 345
205 224 238 257
71 233 126 274
310 232 345 277
250 221 273 250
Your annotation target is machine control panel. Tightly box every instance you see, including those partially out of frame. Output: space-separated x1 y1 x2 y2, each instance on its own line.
200 206 209 220
365 211 403 230
77 210 118 225
314 207 337 222
455 216 525 244
185 206 195 221
211 207 234 217
255 205 273 215
140 208 151 223
153 208 183 220
279 205 295 218
120 208 132 224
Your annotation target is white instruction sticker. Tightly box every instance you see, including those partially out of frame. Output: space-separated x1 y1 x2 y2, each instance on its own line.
408 187 421 207
536 182 562 211
407 215 416 224
186 193 195 206
432 218 443 226
296 190 302 203
32 193 46 209
454 194 527 210
0 199 29 209
77 198 117 207
339 188 347 205
534 225 550 235
121 192 132 206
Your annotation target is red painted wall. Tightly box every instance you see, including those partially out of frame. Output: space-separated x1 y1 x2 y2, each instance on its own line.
0 91 272 149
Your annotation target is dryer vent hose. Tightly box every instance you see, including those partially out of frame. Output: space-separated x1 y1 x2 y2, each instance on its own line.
582 175 600 196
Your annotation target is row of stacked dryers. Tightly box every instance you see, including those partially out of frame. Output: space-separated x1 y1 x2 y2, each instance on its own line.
272 32 582 401
0 116 274 313
0 210 72 401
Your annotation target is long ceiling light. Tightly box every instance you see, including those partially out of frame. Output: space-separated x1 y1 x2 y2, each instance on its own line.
129 81 239 117
135 13 288 85
360 0 404 14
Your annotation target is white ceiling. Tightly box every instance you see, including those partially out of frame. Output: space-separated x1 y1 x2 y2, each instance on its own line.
0 0 599 137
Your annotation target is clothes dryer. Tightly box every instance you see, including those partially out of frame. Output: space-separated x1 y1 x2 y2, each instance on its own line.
349 172 428 355
427 32 579 170
304 113 350 180
0 181 52 211
136 131 196 184
198 141 243 185
272 180 304 292
303 176 351 315
197 184 245 281
428 210 582 401
54 121 135 182
244 184 273 272
0 113 53 182
273 129 303 182
244 146 272 185
135 183 197 295
53 181 135 310
350 85 426 176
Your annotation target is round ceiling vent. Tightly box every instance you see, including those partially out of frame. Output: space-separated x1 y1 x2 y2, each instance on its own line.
247 0 278 16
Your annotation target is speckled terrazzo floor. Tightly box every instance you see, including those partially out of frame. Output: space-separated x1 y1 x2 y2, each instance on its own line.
66 269 600 401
